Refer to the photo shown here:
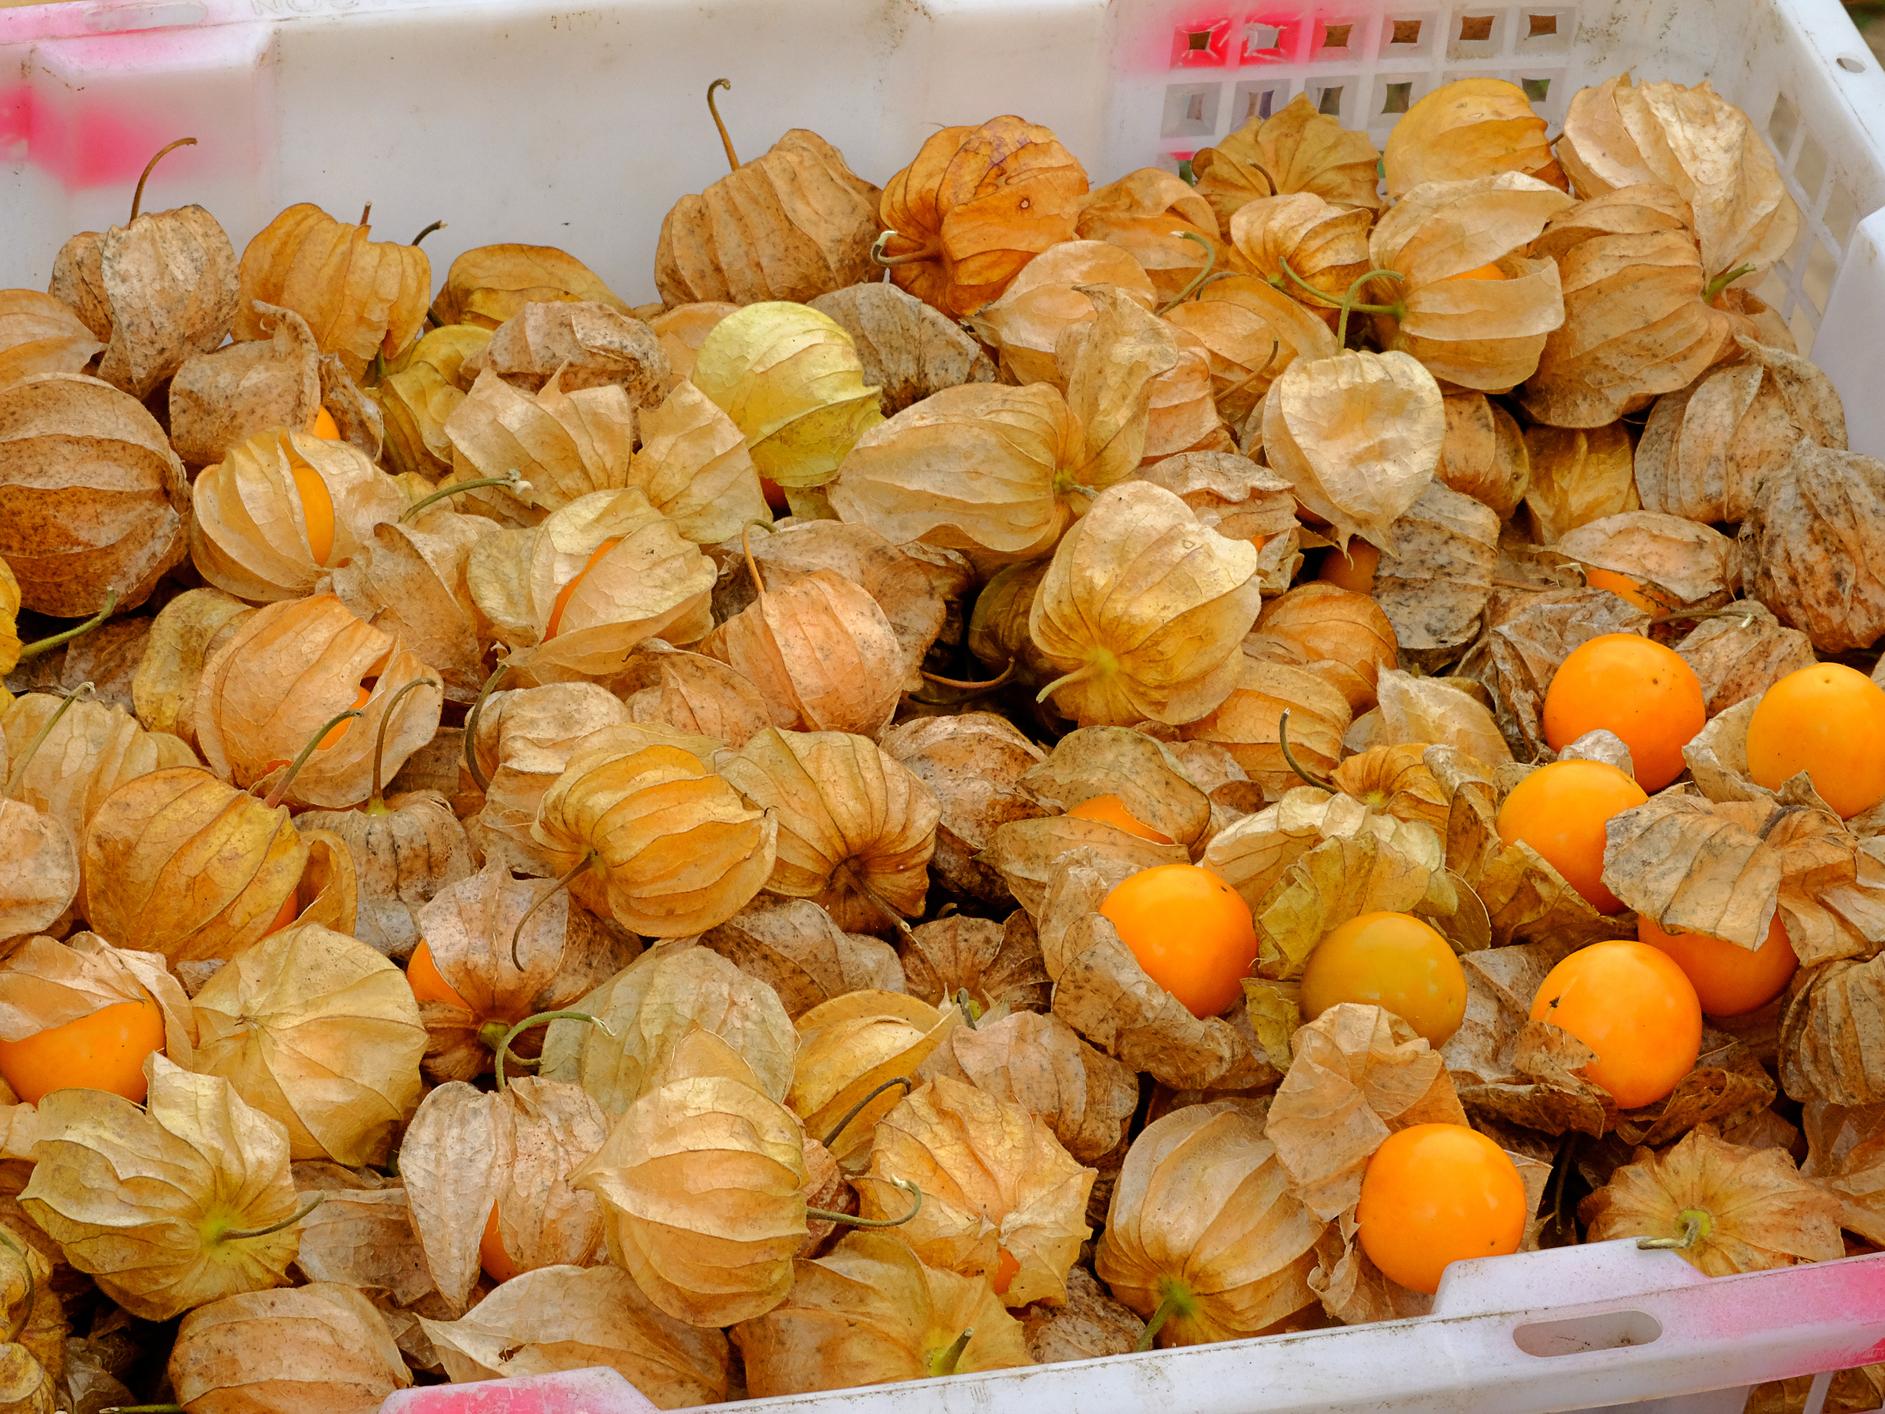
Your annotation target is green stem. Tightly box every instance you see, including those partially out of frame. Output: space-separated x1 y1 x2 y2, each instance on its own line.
1337 267 1406 347
956 988 982 1028
401 472 530 521
129 137 195 223
1703 264 1756 302
810 1176 923 1229
261 707 364 810
462 659 511 794
221 1192 326 1242
820 1076 914 1150
368 676 438 808
494 1009 610 1090
1035 656 1110 707
4 681 92 793
509 852 595 968
16 589 118 661
927 1326 974 1378
1134 1282 1193 1352
706 78 741 171
1277 257 1402 318
1277 707 1337 793
1638 1207 1712 1251
1155 231 1219 313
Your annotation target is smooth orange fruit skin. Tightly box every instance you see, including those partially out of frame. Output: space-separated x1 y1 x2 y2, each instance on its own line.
1356 1123 1526 1295
1542 633 1706 791
1746 664 1885 819
1582 567 1670 614
1530 939 1702 1109
309 406 342 439
991 1247 1020 1297
1099 864 1258 1019
407 939 474 1012
480 1204 524 1284
1301 911 1467 1046
761 477 790 514
1066 794 1174 845
265 889 301 935
1638 913 1797 1018
1444 263 1507 282
1495 759 1647 913
545 537 622 640
290 459 336 566
316 682 373 751
1318 541 1380 594
0 997 166 1104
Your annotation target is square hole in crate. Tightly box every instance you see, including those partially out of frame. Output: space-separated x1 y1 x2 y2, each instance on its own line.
1521 75 1551 102
1381 79 1414 113
1163 82 1224 138
1172 17 1234 67
1794 131 1830 206
1314 18 1357 56
1306 77 1356 120
1241 14 1303 63
1449 10 1503 56
1518 8 1573 52
1233 79 1291 124
1388 15 1426 47
1767 91 1801 160
1804 236 1839 312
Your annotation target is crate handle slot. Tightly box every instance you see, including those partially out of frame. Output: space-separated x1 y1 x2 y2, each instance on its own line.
1512 1308 1664 1357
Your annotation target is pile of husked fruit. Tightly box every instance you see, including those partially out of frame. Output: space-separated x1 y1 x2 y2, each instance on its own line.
1 68 1882 1413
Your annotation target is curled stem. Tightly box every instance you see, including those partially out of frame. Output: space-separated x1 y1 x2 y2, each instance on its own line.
1035 655 1110 707
262 708 364 810
5 681 93 793
130 137 196 222
741 523 768 599
368 677 439 809
462 658 511 794
16 588 119 661
872 230 941 267
222 1192 326 1242
401 471 531 521
1704 264 1756 302
837 863 918 946
510 852 595 967
820 1075 914 1150
1134 1280 1194 1352
1155 231 1219 313
410 218 447 247
809 1176 923 1229
1336 267 1406 347
1277 708 1337 793
1638 1207 1711 1251
494 1008 611 1090
919 661 1015 695
928 1326 974 1379
1277 257 1401 317
0 1228 34 1344
706 78 741 171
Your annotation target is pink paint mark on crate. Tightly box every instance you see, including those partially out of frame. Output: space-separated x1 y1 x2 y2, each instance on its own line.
379 1368 660 1414
1171 16 1233 66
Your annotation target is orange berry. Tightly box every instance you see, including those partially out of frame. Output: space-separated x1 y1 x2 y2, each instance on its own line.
1530 939 1702 1109
1099 864 1258 1019
545 537 622 640
0 997 166 1104
990 1247 1020 1297
1356 1124 1526 1295
290 458 336 566
316 682 373 751
406 939 473 1012
1318 541 1380 594
1066 794 1174 845
1638 913 1797 1018
761 477 790 514
1495 759 1647 913
308 406 342 440
265 889 301 936
479 1204 524 1284
1542 633 1705 791
1582 567 1673 615
1746 664 1885 819
1300 911 1467 1046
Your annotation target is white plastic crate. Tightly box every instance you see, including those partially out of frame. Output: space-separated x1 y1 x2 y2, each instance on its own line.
4 0 1885 1407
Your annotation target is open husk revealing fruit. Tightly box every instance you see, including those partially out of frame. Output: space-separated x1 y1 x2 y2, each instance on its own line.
1190 93 1382 229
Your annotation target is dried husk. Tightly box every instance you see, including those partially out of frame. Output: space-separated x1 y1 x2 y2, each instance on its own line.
1328 743 1453 838
166 302 321 466
732 1230 1031 1396
1637 336 1846 523
475 301 669 403
1522 421 1640 542
325 508 493 705
701 899 905 1019
1522 186 1735 426
51 196 238 399
20 1056 299 1321
169 1282 412 1414
1437 393 1531 518
443 368 639 517
1557 511 1738 613
1030 482 1261 727
900 914 1050 1019
1163 276 1339 426
467 683 633 869
1581 1128 1842 1275
1191 93 1383 228
1783 953 1885 1107
968 240 1155 385
880 714 1047 905
434 244 628 330
1384 79 1566 195
570 1028 812 1326
1262 351 1445 551
919 1008 1136 1165
1228 193 1372 312
1179 656 1353 800
877 116 1090 317
375 324 491 478
412 862 642 1082
1557 75 1800 280
1675 601 1817 714
0 804 75 947
790 990 961 1164
0 291 99 388
829 382 1083 564
858 1077 1093 1307
614 641 771 747
1370 482 1502 663
1095 1100 1324 1344
809 282 997 415
718 728 939 934
420 1264 729 1407
297 781 473 961
625 380 768 544
983 810 1185 921
235 203 430 377
541 942 796 1115
0 373 191 616
1022 1265 1146 1364
467 489 715 680
1138 451 1304 593
0 693 194 844
1368 671 1513 768
690 301 882 491
1369 174 1573 391
193 593 441 809
0 932 196 1070
400 1079 607 1312
1744 442 1885 652
190 922 425 1165
1075 168 1223 301
1481 587 1650 752
1264 1004 1468 1220
287 1164 431 1304
190 428 402 602
530 730 778 938
1255 584 1399 713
